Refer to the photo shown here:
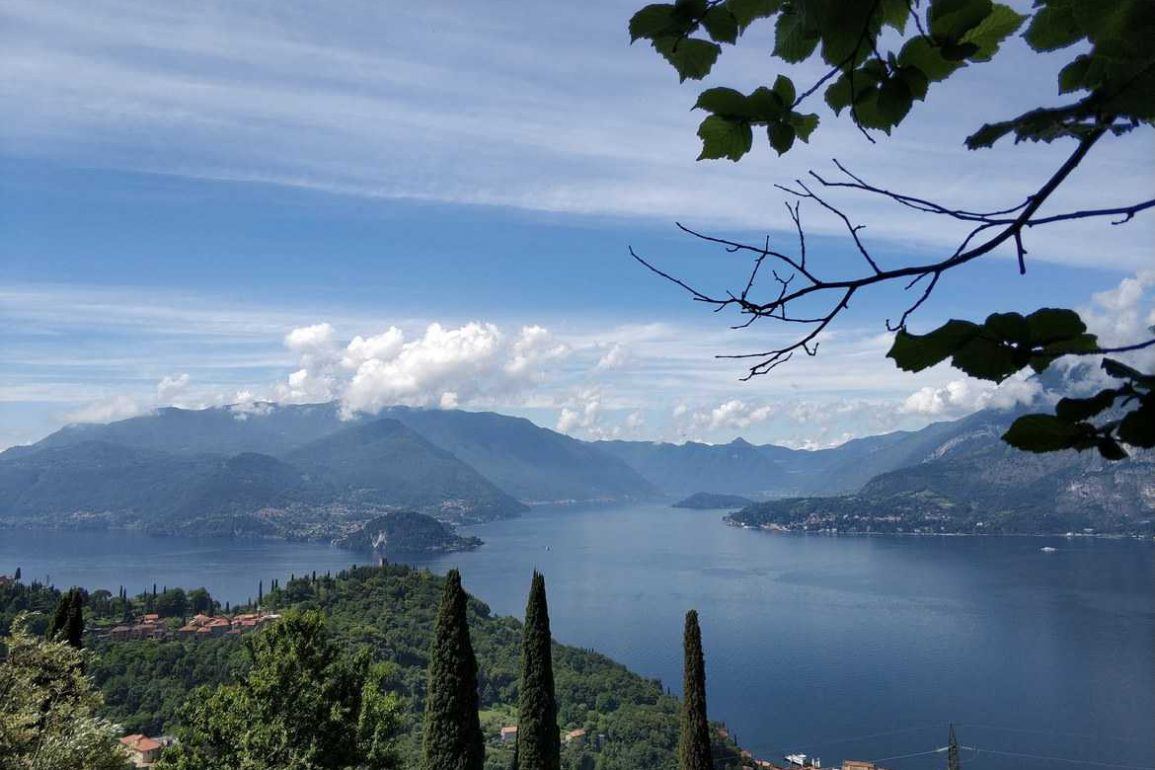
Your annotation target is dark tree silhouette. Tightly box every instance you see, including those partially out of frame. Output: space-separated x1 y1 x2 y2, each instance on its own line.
421 569 485 770
516 571 560 770
679 610 712 770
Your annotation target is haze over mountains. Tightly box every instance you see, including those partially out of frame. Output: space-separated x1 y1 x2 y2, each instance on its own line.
0 401 1150 537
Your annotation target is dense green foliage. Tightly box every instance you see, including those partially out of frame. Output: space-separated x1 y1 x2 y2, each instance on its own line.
516 573 560 770
155 610 403 770
678 612 710 770
421 570 485 770
0 566 751 769
0 615 130 770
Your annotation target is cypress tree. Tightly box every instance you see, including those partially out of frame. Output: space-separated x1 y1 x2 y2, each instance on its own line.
679 610 712 770
47 591 72 641
65 590 84 649
421 568 484 770
517 571 559 770
13 567 19 581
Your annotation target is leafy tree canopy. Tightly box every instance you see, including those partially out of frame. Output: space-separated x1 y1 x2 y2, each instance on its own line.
0 613 130 770
155 610 403 770
628 0 1154 458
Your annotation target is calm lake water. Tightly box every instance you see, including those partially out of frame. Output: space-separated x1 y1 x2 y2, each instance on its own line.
2 503 1152 770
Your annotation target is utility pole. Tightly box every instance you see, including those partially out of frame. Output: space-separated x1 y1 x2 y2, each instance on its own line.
947 724 960 770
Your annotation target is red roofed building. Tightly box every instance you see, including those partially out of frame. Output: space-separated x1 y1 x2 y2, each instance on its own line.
120 734 164 767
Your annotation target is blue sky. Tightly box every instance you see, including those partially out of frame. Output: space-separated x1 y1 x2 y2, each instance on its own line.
2 0 1152 450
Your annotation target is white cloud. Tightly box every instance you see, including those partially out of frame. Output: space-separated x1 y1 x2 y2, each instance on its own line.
901 376 1042 417
596 343 629 371
274 321 572 416
156 373 191 404
63 394 146 424
2 0 1151 269
1081 269 1155 370
688 399 777 431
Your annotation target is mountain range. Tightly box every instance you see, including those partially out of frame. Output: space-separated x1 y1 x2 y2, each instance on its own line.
1 401 1150 537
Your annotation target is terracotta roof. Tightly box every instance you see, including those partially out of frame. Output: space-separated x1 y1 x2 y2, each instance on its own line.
121 734 163 752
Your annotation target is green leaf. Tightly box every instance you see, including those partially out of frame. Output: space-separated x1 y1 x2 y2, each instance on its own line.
950 335 1021 381
929 0 994 42
965 120 1015 149
1055 390 1118 422
745 86 786 120
702 6 740 43
1023 0 1083 52
887 320 981 372
1024 307 1086 344
897 37 965 81
694 87 750 116
1057 54 1093 93
772 74 796 107
697 114 754 160
825 72 854 114
1118 401 1155 447
726 0 780 29
961 3 1026 61
984 311 1030 344
630 4 680 42
897 66 930 100
1002 414 1091 453
768 120 796 155
789 111 820 142
876 76 914 127
1096 438 1128 460
1099 360 1155 387
878 0 912 32
773 9 820 62
654 36 723 81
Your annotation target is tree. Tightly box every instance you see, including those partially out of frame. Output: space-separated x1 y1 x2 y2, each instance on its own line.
628 0 1154 459
46 589 83 649
64 593 84 650
516 571 559 770
187 588 214 616
421 569 485 770
0 613 130 770
156 610 402 770
679 611 711 770
12 568 19 581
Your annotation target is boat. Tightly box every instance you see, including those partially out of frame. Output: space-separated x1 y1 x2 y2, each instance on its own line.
1041 546 1057 552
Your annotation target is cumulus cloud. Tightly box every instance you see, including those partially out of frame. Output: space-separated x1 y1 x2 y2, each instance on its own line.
901 376 1042 417
685 399 776 431
1081 269 1155 369
275 320 570 416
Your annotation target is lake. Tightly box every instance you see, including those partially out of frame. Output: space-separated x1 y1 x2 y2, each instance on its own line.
2 503 1152 770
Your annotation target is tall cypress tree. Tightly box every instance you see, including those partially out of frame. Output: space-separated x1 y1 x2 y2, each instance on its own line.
64 589 84 649
421 569 484 770
47 591 72 641
679 610 712 770
517 571 559 770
